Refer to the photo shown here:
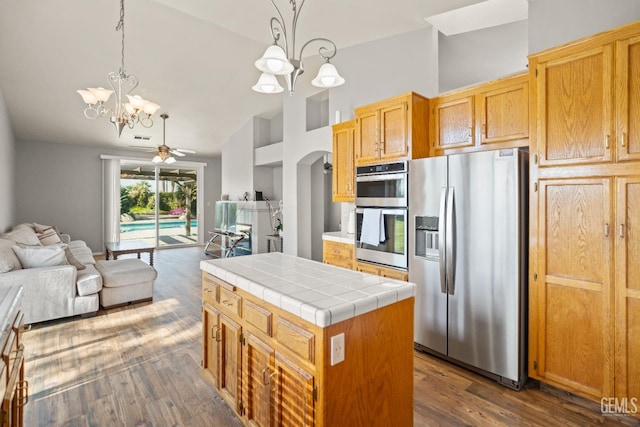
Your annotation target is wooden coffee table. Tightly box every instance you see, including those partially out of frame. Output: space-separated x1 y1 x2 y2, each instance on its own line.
105 240 155 266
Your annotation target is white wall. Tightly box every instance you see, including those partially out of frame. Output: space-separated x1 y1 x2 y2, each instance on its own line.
221 118 254 200
15 140 221 252
438 20 528 93
0 89 15 233
282 27 439 257
528 0 640 53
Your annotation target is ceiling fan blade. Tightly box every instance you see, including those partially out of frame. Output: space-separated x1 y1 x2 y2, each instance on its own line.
170 149 186 156
174 148 196 154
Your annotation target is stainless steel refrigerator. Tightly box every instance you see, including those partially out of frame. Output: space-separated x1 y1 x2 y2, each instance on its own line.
409 148 528 389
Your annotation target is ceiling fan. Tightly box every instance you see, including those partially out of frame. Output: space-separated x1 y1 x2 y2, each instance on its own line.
129 113 196 164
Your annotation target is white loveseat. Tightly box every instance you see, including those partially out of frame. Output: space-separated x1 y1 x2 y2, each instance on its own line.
0 223 102 324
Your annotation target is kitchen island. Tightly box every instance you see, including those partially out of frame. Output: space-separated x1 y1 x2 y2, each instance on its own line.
200 252 415 427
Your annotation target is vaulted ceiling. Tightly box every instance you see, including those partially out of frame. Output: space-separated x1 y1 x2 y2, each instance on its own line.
0 0 526 157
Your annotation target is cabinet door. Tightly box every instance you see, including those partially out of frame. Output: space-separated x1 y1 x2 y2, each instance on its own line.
332 121 355 202
536 45 614 166
380 102 408 161
219 314 242 412
356 262 379 276
616 36 640 162
242 332 275 427
433 95 474 151
273 352 315 427
202 303 221 388
355 109 380 165
478 80 529 146
380 266 408 281
615 177 640 400
323 241 354 270
532 178 614 399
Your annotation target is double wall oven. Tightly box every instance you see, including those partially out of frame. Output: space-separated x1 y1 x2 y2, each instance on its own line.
355 161 408 270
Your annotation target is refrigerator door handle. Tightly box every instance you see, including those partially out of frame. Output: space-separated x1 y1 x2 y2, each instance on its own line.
438 187 448 294
446 186 456 295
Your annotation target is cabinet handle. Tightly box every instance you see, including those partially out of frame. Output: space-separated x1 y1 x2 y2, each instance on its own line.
622 132 627 147
604 223 610 237
262 367 271 385
620 224 625 238
468 127 472 139
269 372 278 390
212 326 221 342
18 380 28 407
605 135 610 149
221 300 232 306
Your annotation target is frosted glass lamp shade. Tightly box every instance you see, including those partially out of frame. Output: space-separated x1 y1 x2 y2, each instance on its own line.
124 103 136 115
165 156 176 164
89 87 113 103
126 94 148 110
143 102 161 115
255 45 294 75
152 154 163 163
252 73 284 94
311 62 345 88
77 90 97 105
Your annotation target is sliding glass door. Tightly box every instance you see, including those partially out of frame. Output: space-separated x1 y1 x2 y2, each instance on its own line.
119 162 199 247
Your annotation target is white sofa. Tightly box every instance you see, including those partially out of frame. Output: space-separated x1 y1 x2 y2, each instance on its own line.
0 223 102 324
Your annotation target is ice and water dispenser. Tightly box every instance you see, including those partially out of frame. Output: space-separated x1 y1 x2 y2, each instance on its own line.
414 216 439 261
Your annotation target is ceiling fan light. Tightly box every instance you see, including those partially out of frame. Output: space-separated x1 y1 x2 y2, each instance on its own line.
143 102 161 115
165 156 176 164
77 89 97 105
88 87 114 103
255 45 294 75
311 62 345 88
152 154 163 163
252 73 284 94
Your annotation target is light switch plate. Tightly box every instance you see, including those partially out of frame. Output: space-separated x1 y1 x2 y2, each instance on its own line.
330 333 345 366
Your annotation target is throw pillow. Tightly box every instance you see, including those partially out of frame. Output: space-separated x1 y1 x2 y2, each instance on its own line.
0 229 41 246
0 256 12 273
65 248 86 270
12 245 67 269
36 226 62 246
33 223 53 233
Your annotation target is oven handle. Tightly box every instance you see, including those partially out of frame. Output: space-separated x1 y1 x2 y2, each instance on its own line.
356 172 408 183
355 207 407 216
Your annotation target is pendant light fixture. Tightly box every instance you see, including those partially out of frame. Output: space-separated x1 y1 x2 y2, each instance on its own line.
77 0 161 136
252 0 345 96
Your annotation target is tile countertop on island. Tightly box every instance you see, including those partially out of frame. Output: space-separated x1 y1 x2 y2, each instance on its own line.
200 252 415 327
321 231 355 245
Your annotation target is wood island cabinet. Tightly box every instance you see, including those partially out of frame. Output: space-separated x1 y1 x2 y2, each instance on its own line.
528 21 640 411
201 264 414 427
354 92 429 165
331 120 355 202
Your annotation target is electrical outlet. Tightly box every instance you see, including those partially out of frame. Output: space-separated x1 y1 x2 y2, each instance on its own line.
330 333 345 366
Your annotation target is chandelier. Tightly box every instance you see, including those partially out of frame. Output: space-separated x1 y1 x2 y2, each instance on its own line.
252 0 345 95
77 0 161 136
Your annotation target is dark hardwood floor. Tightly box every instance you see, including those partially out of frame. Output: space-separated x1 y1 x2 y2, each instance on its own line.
22 247 639 426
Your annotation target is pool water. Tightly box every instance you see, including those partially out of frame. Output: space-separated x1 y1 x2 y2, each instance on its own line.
121 219 198 232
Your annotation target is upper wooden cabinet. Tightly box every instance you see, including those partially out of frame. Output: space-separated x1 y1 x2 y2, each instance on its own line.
432 92 475 151
477 74 529 146
431 72 529 155
530 25 640 166
354 92 429 165
332 120 355 202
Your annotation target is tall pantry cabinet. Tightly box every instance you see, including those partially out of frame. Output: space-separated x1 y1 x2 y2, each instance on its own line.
528 20 640 405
